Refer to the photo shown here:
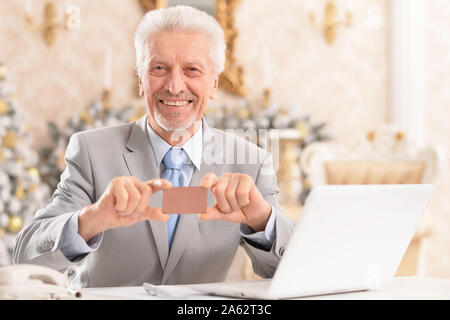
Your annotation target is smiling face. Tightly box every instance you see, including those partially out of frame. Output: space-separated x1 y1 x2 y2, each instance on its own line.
139 31 219 139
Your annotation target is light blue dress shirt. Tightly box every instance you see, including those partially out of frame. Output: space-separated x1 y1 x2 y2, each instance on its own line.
60 120 277 260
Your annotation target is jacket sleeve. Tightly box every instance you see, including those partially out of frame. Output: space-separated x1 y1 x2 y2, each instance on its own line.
13 132 96 272
240 152 296 278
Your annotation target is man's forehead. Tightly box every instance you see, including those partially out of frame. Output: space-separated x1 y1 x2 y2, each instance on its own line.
150 55 207 66
147 32 212 68
148 31 209 49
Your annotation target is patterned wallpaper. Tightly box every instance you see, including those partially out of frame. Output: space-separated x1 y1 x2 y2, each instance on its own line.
0 0 448 279
0 0 144 147
423 0 450 279
0 0 389 146
234 0 388 145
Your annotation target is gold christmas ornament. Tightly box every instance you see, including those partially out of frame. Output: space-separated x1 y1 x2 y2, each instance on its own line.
366 131 375 141
79 111 94 125
396 131 405 141
0 99 8 115
57 150 66 170
295 121 310 139
0 64 7 79
302 178 311 190
278 108 288 116
0 148 4 164
28 183 38 193
128 116 139 123
2 130 16 148
101 89 111 111
7 215 23 233
128 108 147 123
15 179 26 199
237 108 250 120
262 88 272 108
0 227 5 238
27 167 40 178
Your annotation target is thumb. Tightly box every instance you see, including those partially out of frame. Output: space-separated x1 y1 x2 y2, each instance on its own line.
141 206 170 222
200 172 218 189
199 205 224 221
145 178 172 193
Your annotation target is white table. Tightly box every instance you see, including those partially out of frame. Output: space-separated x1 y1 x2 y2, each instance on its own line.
81 277 450 300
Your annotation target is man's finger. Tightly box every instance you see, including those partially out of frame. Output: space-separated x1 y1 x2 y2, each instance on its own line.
135 182 152 214
112 179 128 212
146 178 172 192
236 175 253 207
200 172 218 189
199 206 245 224
119 182 141 216
213 174 232 213
141 206 170 222
225 174 242 211
199 206 225 221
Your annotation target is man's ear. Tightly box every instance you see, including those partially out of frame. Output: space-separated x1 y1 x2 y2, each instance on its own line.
138 77 144 96
209 76 219 100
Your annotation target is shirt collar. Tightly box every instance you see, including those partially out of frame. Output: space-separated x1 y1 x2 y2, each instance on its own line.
146 120 203 170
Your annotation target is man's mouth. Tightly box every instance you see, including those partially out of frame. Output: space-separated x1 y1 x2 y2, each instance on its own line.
159 99 193 106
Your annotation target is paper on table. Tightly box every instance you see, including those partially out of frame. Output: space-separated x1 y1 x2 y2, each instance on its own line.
143 282 210 299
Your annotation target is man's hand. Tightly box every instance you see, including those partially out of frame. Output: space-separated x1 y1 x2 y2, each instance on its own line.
200 173 272 232
78 176 171 242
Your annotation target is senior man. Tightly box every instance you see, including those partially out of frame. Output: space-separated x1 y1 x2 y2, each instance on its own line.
13 6 295 287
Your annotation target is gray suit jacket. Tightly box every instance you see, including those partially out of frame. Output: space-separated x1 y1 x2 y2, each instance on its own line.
13 116 295 287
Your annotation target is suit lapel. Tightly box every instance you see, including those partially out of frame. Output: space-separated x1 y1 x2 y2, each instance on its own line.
161 120 222 283
123 116 169 270
123 117 223 282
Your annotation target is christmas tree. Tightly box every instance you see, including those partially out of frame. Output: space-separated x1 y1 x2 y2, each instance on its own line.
39 92 145 193
0 58 51 266
204 98 331 204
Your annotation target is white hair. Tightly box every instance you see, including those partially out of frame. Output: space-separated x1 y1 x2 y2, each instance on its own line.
134 5 226 79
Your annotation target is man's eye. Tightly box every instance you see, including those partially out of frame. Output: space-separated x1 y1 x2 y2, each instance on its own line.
150 66 166 75
186 67 201 75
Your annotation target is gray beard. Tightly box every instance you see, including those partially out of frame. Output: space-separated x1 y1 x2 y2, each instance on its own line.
153 107 198 132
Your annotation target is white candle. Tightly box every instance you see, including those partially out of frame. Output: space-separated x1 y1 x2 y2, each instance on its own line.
64 0 69 15
263 45 272 89
25 0 32 14
104 45 112 89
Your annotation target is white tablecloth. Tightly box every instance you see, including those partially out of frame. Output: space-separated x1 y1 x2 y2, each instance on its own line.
81 277 450 300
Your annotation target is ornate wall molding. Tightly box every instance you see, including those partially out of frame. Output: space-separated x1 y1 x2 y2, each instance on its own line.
139 0 166 11
215 0 246 96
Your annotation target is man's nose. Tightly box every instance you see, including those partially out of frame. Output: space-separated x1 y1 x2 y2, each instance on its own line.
165 70 187 95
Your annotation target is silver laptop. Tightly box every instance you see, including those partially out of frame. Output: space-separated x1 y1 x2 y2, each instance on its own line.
193 184 434 299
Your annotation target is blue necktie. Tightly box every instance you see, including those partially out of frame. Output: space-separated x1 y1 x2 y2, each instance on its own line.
161 148 188 249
